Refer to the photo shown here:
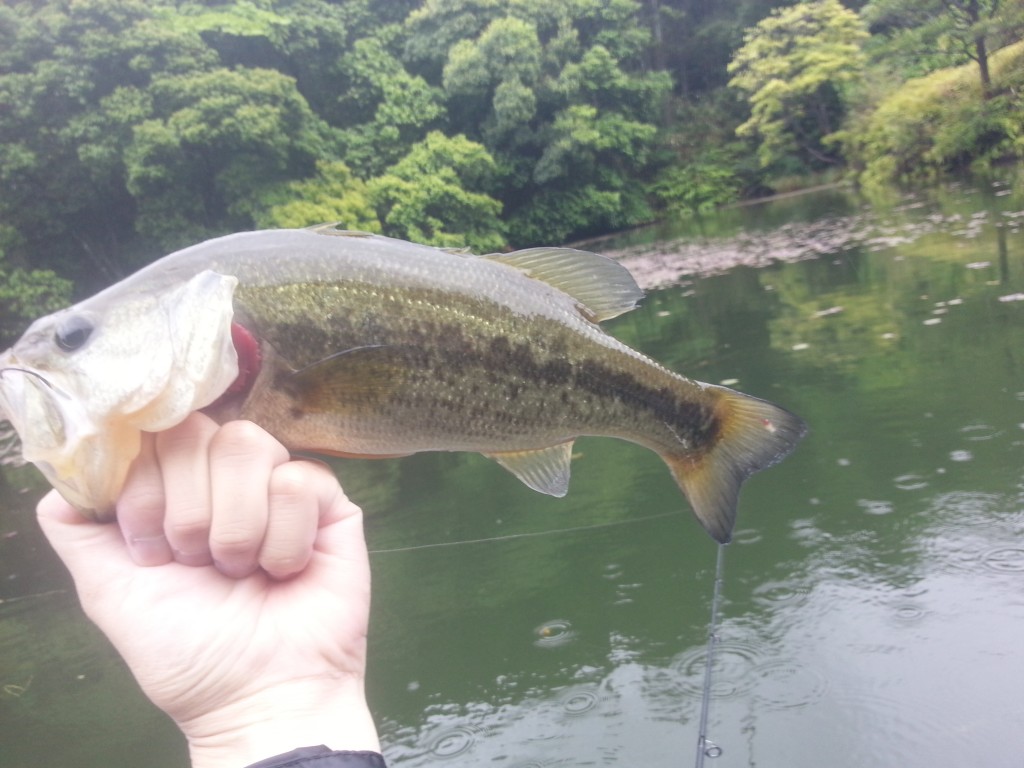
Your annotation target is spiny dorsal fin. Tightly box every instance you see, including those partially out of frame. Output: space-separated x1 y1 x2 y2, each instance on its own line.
484 247 644 322
306 223 375 238
484 441 575 496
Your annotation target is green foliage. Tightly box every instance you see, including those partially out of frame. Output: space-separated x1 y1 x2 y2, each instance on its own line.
507 185 629 245
167 1 291 41
535 104 657 183
862 0 1024 90
368 131 506 252
649 148 743 215
412 0 670 243
0 0 354 278
728 0 869 169
851 40 1024 187
247 161 381 232
124 66 335 248
0 231 73 344
337 29 446 176
0 0 215 278
3 0 1022 311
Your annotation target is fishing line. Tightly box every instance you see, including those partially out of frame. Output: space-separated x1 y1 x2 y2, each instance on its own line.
0 367 56 389
369 508 729 765
368 509 684 554
694 542 726 767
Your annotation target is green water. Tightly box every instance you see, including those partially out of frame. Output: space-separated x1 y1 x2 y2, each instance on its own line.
3 177 1024 767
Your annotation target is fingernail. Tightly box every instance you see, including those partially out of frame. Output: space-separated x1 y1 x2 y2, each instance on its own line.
214 559 257 579
173 549 213 567
127 534 172 566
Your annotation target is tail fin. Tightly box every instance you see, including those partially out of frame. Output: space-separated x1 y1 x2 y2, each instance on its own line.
664 386 807 544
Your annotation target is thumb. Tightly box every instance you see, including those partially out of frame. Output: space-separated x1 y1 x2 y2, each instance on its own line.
37 490 133 601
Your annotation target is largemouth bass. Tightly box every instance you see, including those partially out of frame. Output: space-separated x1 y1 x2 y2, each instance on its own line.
0 226 806 542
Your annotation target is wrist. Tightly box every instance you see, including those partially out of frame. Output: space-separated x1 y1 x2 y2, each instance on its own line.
183 679 380 768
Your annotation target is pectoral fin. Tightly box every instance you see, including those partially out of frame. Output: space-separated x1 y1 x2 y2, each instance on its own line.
287 344 408 412
484 441 574 497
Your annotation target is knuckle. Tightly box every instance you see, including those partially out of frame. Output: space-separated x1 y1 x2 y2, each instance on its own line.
116 483 166 520
260 545 309 578
155 414 216 453
269 462 312 500
210 521 263 556
164 510 211 543
210 420 274 459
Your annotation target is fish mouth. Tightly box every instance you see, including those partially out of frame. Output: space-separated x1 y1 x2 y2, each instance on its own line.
0 366 59 391
0 358 75 456
0 364 68 424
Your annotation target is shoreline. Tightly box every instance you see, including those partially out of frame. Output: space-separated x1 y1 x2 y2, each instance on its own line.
569 180 851 251
723 180 849 209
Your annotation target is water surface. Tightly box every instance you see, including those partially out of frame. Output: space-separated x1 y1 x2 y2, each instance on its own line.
3 177 1024 767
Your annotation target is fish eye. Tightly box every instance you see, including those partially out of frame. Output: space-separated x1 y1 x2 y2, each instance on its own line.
54 316 94 352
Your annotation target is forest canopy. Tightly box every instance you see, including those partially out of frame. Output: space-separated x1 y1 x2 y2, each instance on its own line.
1 0 1023 306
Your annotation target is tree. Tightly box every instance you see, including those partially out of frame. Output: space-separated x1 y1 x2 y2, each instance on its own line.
848 40 1024 185
368 131 506 252
866 0 1024 95
728 0 869 169
123 66 336 248
246 160 381 232
406 0 671 244
0 0 350 279
0 0 219 280
0 228 73 345
336 28 447 177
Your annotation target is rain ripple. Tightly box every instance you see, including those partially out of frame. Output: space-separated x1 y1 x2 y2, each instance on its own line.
751 579 810 609
557 686 601 716
917 492 1020 576
672 641 763 698
671 641 828 710
429 725 481 758
893 473 929 491
533 619 577 649
750 659 830 710
958 423 1002 441
857 499 895 516
979 546 1024 573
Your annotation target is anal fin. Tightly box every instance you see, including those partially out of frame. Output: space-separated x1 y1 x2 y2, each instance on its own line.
484 441 575 497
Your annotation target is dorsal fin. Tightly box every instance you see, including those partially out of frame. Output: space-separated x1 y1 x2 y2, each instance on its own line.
306 223 376 238
484 247 644 322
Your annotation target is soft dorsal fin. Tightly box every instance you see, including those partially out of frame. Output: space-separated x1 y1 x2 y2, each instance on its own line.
484 247 644 322
484 441 575 496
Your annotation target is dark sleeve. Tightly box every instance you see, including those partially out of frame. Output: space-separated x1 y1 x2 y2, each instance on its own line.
244 746 387 768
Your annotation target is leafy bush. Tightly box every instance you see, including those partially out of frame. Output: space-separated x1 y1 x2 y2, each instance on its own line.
0 233 73 344
368 132 506 252
247 161 382 232
851 40 1024 188
648 147 742 215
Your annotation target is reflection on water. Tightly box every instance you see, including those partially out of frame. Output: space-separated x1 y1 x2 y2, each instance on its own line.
4 175 1024 767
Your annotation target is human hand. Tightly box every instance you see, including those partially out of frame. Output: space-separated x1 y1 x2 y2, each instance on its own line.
36 412 379 768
